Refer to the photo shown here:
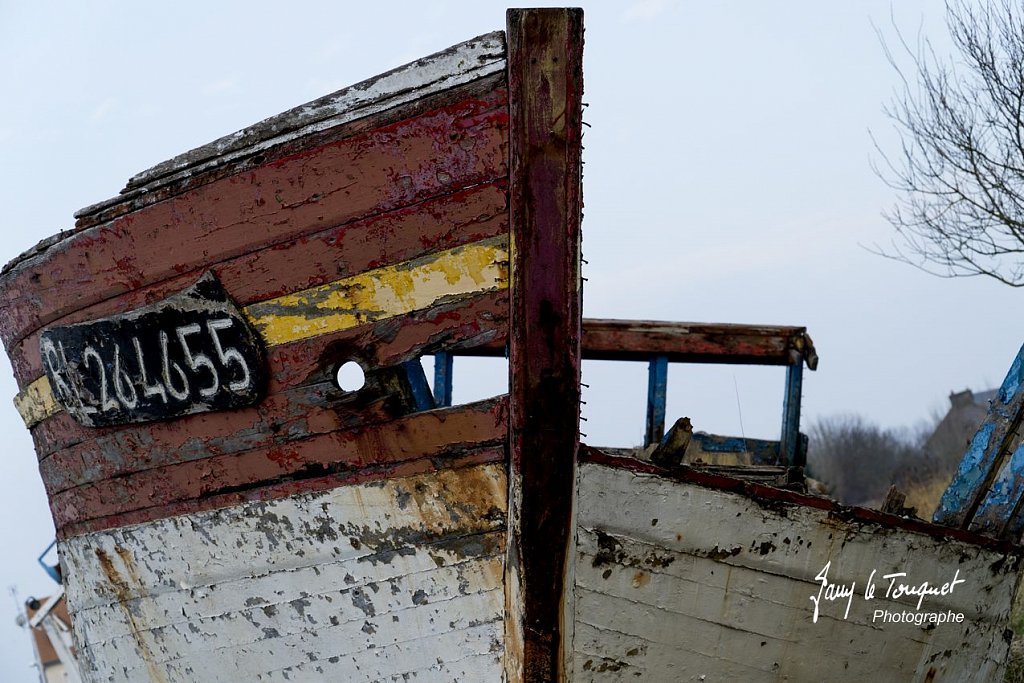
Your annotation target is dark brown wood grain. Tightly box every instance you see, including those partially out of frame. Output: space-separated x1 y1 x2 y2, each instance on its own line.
580 319 819 369
506 8 584 682
435 318 819 371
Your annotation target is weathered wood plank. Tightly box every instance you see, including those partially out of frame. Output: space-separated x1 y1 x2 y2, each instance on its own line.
71 73 508 239
62 462 506 608
62 464 506 681
967 439 1024 536
117 33 506 199
51 399 506 532
12 375 59 426
0 90 509 350
505 8 584 682
574 460 1019 682
579 318 818 368
16 237 509 431
582 446 1020 551
10 181 509 387
259 645 503 683
75 546 503 643
39 384 503 495
60 448 503 541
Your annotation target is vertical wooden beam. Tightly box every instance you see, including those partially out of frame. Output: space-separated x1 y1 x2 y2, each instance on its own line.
505 8 584 682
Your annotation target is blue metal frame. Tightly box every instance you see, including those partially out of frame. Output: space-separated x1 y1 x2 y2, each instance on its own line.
433 351 454 407
429 343 810 466
400 359 436 412
780 353 804 467
644 355 668 448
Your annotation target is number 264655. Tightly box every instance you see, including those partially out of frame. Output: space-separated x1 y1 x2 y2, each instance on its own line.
42 317 254 419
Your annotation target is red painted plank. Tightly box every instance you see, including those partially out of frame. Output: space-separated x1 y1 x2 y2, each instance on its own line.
38 382 392 495
579 319 819 369
505 9 584 683
58 448 505 540
10 181 509 385
32 289 509 460
50 397 508 532
0 90 509 351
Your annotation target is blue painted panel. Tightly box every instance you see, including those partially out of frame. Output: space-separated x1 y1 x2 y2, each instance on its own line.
933 342 1024 529
969 441 1024 536
691 432 782 466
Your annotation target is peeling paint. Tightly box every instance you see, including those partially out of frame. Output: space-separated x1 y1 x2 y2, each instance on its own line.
64 464 506 680
574 461 1019 682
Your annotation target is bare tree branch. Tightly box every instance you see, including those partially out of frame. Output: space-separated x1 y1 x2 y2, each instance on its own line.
875 0 1024 285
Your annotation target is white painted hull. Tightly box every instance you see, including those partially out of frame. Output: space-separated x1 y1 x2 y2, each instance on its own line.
61 464 506 682
573 461 1020 682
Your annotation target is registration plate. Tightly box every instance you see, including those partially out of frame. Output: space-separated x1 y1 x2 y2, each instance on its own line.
40 273 265 427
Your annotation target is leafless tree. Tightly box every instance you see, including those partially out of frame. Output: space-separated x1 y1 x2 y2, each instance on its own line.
807 414 928 506
876 0 1024 286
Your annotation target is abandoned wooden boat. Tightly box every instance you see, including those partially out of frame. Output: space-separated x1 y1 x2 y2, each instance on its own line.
2 8 1021 682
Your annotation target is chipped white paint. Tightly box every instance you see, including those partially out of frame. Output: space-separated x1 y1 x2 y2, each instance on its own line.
76 32 507 219
61 464 506 682
573 462 1021 682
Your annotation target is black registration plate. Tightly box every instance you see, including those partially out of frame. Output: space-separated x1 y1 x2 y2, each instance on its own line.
40 273 265 427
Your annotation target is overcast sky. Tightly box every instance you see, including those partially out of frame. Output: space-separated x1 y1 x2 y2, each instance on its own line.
2 1 1021 678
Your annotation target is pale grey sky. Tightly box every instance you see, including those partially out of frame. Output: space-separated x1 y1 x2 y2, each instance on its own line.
1 1 1021 678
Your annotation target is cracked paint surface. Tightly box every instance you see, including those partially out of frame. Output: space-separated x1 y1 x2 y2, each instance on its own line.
573 462 1020 682
62 463 506 682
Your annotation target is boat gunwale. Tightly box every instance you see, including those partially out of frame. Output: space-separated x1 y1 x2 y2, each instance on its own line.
581 444 1024 555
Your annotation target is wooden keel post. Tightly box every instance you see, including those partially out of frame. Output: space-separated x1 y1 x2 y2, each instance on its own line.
505 8 584 683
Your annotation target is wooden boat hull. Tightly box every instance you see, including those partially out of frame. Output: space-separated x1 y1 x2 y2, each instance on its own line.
2 8 1020 682
63 464 507 681
575 452 1021 682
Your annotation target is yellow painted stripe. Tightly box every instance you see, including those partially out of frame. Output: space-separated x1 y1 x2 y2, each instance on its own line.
243 237 508 346
14 237 509 428
13 375 62 428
